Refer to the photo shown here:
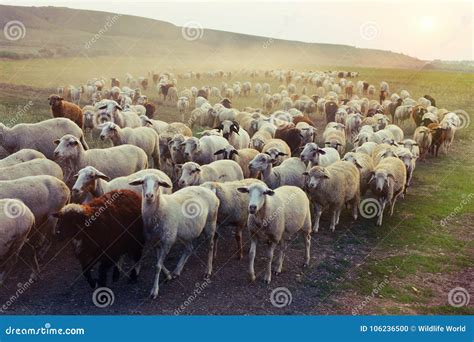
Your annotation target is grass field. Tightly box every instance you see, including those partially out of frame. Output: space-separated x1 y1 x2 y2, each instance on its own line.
0 57 473 314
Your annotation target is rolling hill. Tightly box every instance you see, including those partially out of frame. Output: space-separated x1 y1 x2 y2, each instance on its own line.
0 4 426 70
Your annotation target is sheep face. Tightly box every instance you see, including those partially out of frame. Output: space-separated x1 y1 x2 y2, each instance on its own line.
48 94 63 107
129 174 171 204
250 137 265 151
178 162 201 187
237 183 274 215
324 139 343 153
305 166 330 189
99 122 118 141
370 170 392 193
217 120 239 140
264 147 287 165
249 153 273 172
72 166 110 197
53 204 87 242
300 127 316 144
97 100 121 124
53 134 81 161
182 137 199 161
214 145 236 160
300 143 325 165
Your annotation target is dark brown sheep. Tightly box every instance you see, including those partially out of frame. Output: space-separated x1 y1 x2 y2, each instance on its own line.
48 94 83 129
54 190 145 288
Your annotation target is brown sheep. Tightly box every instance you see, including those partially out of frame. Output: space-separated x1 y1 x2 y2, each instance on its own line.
325 101 338 123
145 102 156 119
427 123 447 157
274 126 304 155
48 94 83 129
221 98 232 108
293 115 316 127
111 78 120 88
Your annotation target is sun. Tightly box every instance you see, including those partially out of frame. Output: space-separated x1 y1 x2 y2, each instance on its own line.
420 16 435 31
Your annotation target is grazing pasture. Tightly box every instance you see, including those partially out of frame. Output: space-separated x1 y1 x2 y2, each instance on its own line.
0 59 472 315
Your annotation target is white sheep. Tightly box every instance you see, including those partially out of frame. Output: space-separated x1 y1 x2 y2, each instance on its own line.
181 135 229 165
213 145 259 178
0 118 88 160
300 143 340 167
369 157 406 226
237 183 311 283
95 100 141 128
201 178 264 259
178 160 244 187
385 124 404 142
354 141 378 155
304 161 360 232
342 152 374 195
262 138 291 165
0 159 63 181
249 153 306 189
0 199 35 284
129 175 219 298
215 120 250 149
177 96 190 121
0 175 70 260
0 149 45 168
399 139 420 159
99 122 161 168
71 166 172 203
413 126 432 160
395 147 416 191
53 134 148 187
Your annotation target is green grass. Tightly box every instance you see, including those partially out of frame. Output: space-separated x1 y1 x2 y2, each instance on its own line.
0 57 473 314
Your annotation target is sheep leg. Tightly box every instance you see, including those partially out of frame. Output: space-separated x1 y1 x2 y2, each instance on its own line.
275 240 287 274
352 197 359 220
312 203 322 233
377 199 387 226
81 261 97 289
172 242 194 278
248 236 258 282
235 225 244 260
303 231 311 268
205 232 216 278
390 191 403 216
129 250 143 283
98 262 112 287
329 207 338 232
263 241 277 284
150 245 171 299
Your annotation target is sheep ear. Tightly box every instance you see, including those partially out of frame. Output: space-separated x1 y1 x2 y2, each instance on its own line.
387 173 395 180
413 143 418 146
355 161 363 169
129 178 144 186
318 148 326 155
158 180 172 188
231 149 239 156
96 171 110 181
144 118 153 125
98 104 107 110
264 189 275 196
175 164 183 170
368 172 375 183
73 173 79 179
302 171 309 176
214 149 225 156
236 187 249 193
194 167 201 173
53 139 60 145
278 152 288 156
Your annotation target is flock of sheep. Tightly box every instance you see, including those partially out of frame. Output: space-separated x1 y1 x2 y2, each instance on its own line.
0 69 465 300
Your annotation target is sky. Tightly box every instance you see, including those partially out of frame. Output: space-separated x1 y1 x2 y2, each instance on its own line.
1 0 472 61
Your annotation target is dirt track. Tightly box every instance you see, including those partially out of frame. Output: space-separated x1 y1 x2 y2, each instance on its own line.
1 213 376 315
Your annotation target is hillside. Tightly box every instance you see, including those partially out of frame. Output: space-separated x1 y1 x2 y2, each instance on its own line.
0 5 426 69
